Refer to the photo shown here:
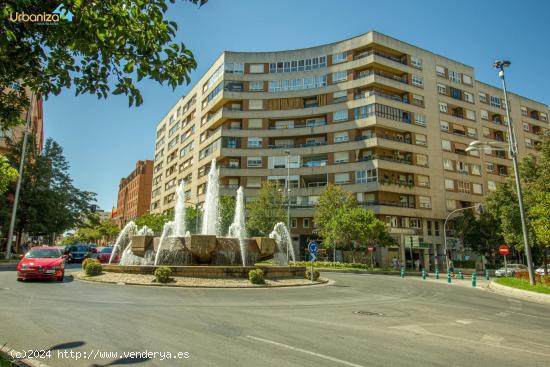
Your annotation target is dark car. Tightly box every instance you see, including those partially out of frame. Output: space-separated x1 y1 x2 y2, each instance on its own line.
97 246 118 263
89 244 98 254
64 244 91 263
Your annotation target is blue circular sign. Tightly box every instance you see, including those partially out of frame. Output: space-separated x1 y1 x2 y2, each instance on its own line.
308 241 318 254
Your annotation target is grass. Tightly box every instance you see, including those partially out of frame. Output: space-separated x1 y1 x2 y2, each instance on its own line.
0 355 14 367
495 277 550 295
290 261 397 272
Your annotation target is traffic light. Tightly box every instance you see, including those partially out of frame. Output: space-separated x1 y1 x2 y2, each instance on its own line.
90 205 97 213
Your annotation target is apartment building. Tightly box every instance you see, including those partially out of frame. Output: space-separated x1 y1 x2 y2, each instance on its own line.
115 160 154 228
150 31 549 268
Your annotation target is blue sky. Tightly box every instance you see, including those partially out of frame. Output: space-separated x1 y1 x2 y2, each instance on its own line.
43 0 550 211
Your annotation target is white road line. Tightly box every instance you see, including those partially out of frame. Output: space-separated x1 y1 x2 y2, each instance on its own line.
455 319 475 325
245 335 366 367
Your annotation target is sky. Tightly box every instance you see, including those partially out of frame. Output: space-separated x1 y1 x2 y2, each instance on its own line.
43 0 550 211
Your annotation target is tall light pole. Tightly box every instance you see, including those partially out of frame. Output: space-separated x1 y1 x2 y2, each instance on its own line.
284 150 291 262
6 93 34 259
443 204 483 272
495 60 536 286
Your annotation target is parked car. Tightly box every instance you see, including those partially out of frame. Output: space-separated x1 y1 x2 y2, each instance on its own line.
495 264 528 277
97 246 118 263
16 246 65 281
64 244 91 263
89 245 98 254
535 265 550 276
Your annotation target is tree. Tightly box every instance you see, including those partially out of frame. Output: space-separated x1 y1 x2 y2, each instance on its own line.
246 181 286 237
218 196 236 236
134 212 171 233
185 206 200 234
453 209 503 264
0 0 206 129
0 154 18 193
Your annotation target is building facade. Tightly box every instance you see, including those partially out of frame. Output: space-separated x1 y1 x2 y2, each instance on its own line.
115 160 154 227
150 31 549 268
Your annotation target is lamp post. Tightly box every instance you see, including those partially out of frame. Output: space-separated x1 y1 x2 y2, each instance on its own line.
284 150 291 262
443 204 483 272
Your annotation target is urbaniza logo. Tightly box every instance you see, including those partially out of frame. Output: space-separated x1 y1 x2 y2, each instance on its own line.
9 4 74 24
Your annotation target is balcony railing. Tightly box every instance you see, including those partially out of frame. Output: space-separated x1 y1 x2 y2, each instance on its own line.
355 69 408 84
268 121 327 130
353 50 407 65
355 90 409 104
357 154 414 166
268 141 327 149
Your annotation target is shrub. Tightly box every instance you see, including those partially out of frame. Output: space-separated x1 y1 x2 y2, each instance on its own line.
514 271 550 286
82 258 99 270
248 269 265 284
85 262 102 276
305 268 320 281
154 266 173 283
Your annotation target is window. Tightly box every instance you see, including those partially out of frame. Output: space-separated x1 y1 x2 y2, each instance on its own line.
247 157 262 168
541 113 548 122
488 180 497 192
442 139 451 151
478 93 488 103
249 81 263 91
480 110 489 120
303 218 310 228
333 110 348 122
248 99 263 110
439 102 448 113
436 65 446 77
440 120 449 131
334 131 349 143
247 177 261 188
449 70 461 83
334 152 349 163
415 114 427 126
412 94 424 106
473 183 483 194
446 199 457 210
248 119 262 129
486 162 495 173
416 154 428 166
521 106 528 116
332 51 347 64
525 138 533 148
290 218 297 228
427 221 432 236
356 169 377 183
490 96 501 108
335 172 350 184
464 92 474 103
445 179 455 190
419 196 431 208
415 134 427 146
434 222 440 236
462 74 473 85
225 63 244 74
411 56 423 69
437 83 447 95
249 64 264 73
467 127 477 138
471 164 481 175
247 137 262 148
457 181 470 193
417 175 430 187
412 75 424 87
333 90 347 102
523 122 530 131
444 159 454 170
332 71 347 83
451 87 462 100
466 109 476 120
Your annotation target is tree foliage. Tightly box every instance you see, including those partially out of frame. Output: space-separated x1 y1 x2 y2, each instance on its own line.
0 0 204 129
218 195 236 236
134 212 171 233
453 209 502 260
246 181 286 237
0 154 18 193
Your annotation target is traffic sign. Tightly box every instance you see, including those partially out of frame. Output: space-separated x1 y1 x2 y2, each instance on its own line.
309 253 316 262
308 241 318 255
498 245 510 256
367 246 374 252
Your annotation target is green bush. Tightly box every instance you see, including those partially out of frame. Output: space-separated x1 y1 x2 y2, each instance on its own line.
154 266 173 283
305 268 320 281
248 269 265 284
82 258 99 270
85 262 102 276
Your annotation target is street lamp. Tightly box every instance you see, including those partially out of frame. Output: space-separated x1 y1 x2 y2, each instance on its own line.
443 204 483 272
463 60 536 286
284 150 291 262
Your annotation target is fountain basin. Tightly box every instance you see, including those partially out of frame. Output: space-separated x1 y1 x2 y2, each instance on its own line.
102 264 306 279
131 235 155 257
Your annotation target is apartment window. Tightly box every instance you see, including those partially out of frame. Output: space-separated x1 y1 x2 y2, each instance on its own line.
249 64 264 73
445 179 455 190
334 131 349 143
411 56 423 69
442 139 451 151
478 93 488 103
248 99 263 110
439 102 448 113
247 157 262 168
427 221 432 236
247 137 262 148
417 175 430 187
291 218 297 228
486 162 495 173
525 138 533 148
446 199 457 210
416 154 428 167
415 114 427 126
332 71 347 83
434 222 440 236
303 218 311 228
465 109 476 120
332 51 347 64
521 122 530 132
464 92 474 103
467 127 477 138
356 169 377 183
540 113 548 122
437 83 447 95
333 110 348 122
412 94 424 106
335 172 350 184
458 181 470 193
248 119 262 129
462 74 473 85
246 177 261 188
436 65 446 77
490 96 501 108
225 63 244 74
451 87 462 100
449 70 461 83
419 196 431 208
334 151 349 163
412 75 424 87
480 109 489 120
473 183 483 194
333 90 347 102
471 164 481 175
482 126 491 137
488 180 497 192
249 81 263 91
440 120 449 132
415 134 427 146
520 106 528 116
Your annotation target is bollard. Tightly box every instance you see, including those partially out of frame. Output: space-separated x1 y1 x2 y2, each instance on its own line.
447 271 451 284
400 267 405 278
472 272 477 287
485 270 490 281
435 269 440 280
422 269 426 280
459 270 464 280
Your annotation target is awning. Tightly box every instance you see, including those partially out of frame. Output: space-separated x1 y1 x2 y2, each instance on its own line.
454 142 467 150
452 124 465 132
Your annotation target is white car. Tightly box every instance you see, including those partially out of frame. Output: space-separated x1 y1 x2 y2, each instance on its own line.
535 265 550 276
494 264 527 277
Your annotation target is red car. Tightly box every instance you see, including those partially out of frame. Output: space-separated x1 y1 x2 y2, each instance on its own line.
97 246 118 263
16 246 65 282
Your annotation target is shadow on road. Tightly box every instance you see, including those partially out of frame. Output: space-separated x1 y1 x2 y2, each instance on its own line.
17 274 74 284
91 356 151 366
47 341 86 351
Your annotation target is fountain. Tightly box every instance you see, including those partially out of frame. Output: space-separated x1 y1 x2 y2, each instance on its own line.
227 186 247 266
173 181 187 237
201 159 219 236
269 222 296 265
109 221 137 264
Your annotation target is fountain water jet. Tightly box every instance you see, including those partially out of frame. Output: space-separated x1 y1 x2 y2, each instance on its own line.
109 221 137 264
201 159 219 236
269 222 296 265
154 221 174 266
173 181 186 237
227 186 247 266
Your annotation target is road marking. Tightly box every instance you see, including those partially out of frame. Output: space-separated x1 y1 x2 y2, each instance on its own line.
455 319 475 325
246 335 366 367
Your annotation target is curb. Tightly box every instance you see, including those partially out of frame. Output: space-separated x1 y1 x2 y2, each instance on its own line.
0 345 52 367
318 268 422 276
488 281 550 305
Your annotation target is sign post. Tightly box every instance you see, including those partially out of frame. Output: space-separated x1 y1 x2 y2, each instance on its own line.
499 245 510 277
308 241 318 282
368 245 375 270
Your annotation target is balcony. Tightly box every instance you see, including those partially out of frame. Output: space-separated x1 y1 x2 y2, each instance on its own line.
358 154 413 166
355 69 408 84
353 49 407 65
268 141 327 149
268 120 327 130
355 89 409 104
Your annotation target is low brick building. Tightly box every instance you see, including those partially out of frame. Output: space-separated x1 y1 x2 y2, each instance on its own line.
115 160 153 227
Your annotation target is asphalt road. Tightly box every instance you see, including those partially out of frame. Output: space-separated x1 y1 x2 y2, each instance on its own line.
1 264 549 367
